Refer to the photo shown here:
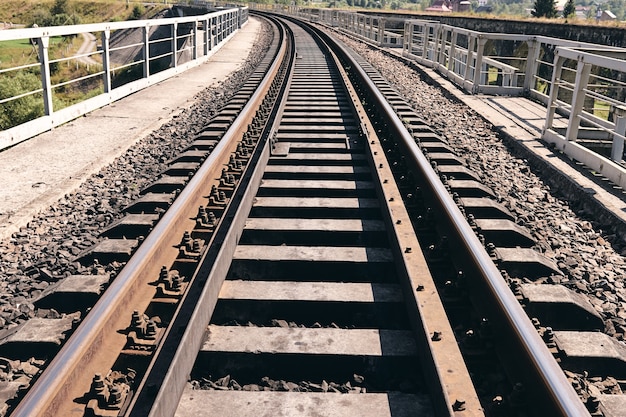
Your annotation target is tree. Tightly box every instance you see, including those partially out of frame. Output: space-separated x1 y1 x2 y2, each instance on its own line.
0 72 44 130
130 5 144 20
563 0 575 17
532 0 557 17
51 0 70 16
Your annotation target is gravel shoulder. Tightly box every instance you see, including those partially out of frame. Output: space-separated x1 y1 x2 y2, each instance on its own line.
332 30 626 344
0 17 271 329
0 17 263 243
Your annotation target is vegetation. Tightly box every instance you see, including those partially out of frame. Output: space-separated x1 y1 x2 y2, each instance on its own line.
0 72 42 130
0 0 168 130
258 0 626 21
531 0 557 18
0 0 167 26
562 0 575 18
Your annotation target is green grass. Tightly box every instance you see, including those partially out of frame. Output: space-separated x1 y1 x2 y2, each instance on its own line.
0 36 69 69
0 39 38 69
0 1 169 26
0 1 169 128
594 100 611 121
487 66 498 85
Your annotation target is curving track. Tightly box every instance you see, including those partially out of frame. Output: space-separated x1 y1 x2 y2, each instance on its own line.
0 12 614 417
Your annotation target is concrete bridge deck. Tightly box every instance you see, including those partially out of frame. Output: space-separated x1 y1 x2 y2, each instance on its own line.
0 17 261 242
1 16 625 243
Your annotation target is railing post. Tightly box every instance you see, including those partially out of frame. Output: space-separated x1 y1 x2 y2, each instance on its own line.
171 21 178 68
403 21 411 56
472 36 487 93
543 54 565 134
436 26 448 67
524 37 541 93
448 30 457 73
204 17 210 55
565 61 592 142
193 19 198 60
378 18 385 45
143 25 150 78
101 29 112 93
37 36 54 116
210 17 215 50
423 24 431 62
464 34 475 82
611 105 626 162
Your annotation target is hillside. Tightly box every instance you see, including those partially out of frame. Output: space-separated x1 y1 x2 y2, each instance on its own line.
0 0 168 26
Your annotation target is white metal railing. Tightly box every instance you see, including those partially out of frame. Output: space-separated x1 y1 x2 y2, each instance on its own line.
262 5 626 189
0 5 247 150
543 46 626 188
249 5 404 48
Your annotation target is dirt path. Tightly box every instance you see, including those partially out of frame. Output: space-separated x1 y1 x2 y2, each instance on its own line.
76 31 99 65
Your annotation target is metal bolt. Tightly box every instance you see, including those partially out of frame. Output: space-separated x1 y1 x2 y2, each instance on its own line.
130 310 143 329
416 284 425 291
108 385 124 408
158 266 168 283
182 231 192 247
431 331 442 341
171 273 182 292
396 220 401 224
197 205 207 219
537 324 551 343
145 320 157 340
90 373 106 395
90 373 108 406
405 247 412 253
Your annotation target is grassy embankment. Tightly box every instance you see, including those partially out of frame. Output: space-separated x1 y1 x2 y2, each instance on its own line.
0 1 169 129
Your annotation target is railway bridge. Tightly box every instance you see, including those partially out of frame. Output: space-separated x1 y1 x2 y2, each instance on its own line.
0 4 626 417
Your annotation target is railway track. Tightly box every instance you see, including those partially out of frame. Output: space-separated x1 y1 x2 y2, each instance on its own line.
0 12 621 417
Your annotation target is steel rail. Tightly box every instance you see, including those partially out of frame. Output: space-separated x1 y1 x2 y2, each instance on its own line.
10 19 286 417
320 29 484 417
315 24 590 417
126 15 291 417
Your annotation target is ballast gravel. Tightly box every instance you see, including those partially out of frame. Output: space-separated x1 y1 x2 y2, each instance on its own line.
334 32 626 342
0 17 625 406
0 21 274 332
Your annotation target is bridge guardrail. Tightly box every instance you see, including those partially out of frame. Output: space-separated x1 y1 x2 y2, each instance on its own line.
543 46 626 189
260 4 626 190
0 5 247 150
